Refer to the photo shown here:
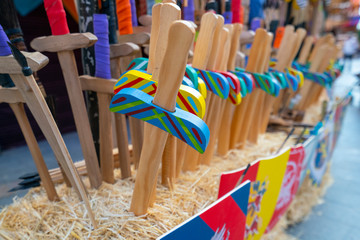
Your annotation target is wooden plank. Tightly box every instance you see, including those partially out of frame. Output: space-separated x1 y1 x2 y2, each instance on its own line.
0 87 24 103
97 93 115 183
0 52 48 74
9 102 59 201
79 75 117 94
9 71 96 227
110 42 140 59
57 50 102 188
30 33 97 52
130 20 195 216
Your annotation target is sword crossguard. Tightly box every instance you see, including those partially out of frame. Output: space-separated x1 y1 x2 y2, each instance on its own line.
291 63 331 87
196 69 230 99
215 70 242 105
126 57 207 97
110 88 210 153
113 69 206 118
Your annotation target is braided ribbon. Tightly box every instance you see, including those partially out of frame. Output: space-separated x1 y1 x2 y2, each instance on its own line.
110 88 210 153
93 14 111 79
113 69 206 118
43 0 70 35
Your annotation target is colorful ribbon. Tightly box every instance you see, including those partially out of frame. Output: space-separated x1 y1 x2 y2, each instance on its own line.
110 88 210 153
93 14 111 79
114 69 206 118
43 0 70 35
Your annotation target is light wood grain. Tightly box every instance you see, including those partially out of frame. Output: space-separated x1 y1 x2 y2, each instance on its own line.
175 140 187 177
306 44 334 106
114 113 131 178
186 14 222 166
237 28 268 148
272 29 297 114
259 33 277 134
298 36 314 65
276 25 294 61
147 3 162 74
155 3 181 188
130 21 195 215
296 44 328 110
0 87 24 103
229 96 249 149
182 13 218 171
138 15 152 26
152 3 181 80
200 17 230 162
30 33 97 52
192 12 218 70
250 33 274 141
218 23 243 155
0 52 48 74
308 34 333 63
228 23 243 71
110 44 132 179
213 25 234 157
288 28 307 67
79 75 117 94
110 42 140 59
31 34 103 189
118 32 151 45
161 135 176 187
56 51 102 189
207 15 224 71
97 93 114 184
9 102 59 201
9 70 96 227
201 23 233 160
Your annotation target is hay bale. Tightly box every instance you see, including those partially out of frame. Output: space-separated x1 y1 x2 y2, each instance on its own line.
0 100 332 239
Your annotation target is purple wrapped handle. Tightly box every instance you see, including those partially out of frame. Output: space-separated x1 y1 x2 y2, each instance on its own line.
0 25 11 56
93 14 111 79
130 0 138 26
183 0 195 22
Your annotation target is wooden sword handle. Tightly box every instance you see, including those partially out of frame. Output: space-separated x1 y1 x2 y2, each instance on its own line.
130 21 195 216
147 3 162 74
298 36 314 65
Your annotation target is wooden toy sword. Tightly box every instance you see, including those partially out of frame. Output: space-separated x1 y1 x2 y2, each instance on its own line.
31 0 102 189
125 21 204 215
3 42 97 228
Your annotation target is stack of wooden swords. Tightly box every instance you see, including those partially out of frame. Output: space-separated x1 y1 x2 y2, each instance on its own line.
0 0 342 225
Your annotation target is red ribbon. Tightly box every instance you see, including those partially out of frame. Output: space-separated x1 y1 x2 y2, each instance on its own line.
44 0 70 35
